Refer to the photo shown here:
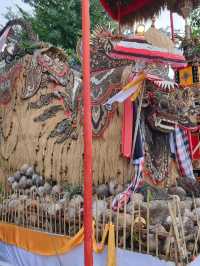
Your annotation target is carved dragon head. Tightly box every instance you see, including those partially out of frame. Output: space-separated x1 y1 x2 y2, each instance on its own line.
143 84 200 133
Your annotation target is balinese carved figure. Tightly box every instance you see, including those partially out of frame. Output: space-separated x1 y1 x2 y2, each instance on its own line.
0 20 134 185
0 20 199 188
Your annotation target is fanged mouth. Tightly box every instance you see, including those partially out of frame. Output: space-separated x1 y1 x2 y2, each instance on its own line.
147 112 177 132
155 118 176 131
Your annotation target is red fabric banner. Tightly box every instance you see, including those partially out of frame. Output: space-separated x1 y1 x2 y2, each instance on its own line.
187 130 200 160
121 98 133 158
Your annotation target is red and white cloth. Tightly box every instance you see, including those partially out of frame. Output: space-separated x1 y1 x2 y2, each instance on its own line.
104 72 177 108
109 40 187 69
112 158 144 211
170 126 195 180
112 120 144 211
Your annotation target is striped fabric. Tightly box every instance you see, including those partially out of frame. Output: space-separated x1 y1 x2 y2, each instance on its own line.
112 123 144 211
104 72 177 108
112 158 144 211
115 41 183 55
170 126 195 180
109 40 187 69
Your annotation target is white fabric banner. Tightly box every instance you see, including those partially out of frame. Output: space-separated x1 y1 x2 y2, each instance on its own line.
104 86 139 108
0 241 175 266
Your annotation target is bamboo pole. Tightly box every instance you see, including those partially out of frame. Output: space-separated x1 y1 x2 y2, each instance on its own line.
116 206 119 248
156 226 158 257
139 199 141 253
78 201 81 231
64 200 66 235
192 196 200 256
131 199 135 251
73 201 76 235
95 196 98 241
123 198 127 249
147 189 150 254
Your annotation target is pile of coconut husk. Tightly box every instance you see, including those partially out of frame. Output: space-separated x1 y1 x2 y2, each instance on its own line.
7 164 63 195
3 165 200 263
94 181 200 261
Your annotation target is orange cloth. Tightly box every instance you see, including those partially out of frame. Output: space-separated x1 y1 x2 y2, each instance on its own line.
0 222 116 266
0 222 83 256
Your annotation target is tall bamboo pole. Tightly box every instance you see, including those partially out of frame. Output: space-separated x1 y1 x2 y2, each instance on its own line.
81 0 93 265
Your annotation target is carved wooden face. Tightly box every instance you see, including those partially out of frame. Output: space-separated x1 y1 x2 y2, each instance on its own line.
144 84 200 132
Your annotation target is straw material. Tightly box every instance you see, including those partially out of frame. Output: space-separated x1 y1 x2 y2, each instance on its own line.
144 27 174 53
0 55 134 185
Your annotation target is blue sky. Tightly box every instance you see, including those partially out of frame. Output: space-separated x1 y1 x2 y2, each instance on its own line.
0 0 185 32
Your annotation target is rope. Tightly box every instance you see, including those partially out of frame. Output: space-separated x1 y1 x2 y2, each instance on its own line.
130 81 145 163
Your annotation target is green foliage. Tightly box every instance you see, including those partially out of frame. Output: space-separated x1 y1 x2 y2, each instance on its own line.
20 0 115 50
191 8 200 37
3 0 116 62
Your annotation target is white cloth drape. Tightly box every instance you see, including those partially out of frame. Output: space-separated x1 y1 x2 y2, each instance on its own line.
0 241 175 266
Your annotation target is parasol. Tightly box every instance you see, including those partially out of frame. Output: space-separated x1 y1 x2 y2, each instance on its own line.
99 0 200 24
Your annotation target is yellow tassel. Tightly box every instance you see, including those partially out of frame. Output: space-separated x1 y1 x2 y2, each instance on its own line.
130 86 142 102
107 223 116 266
